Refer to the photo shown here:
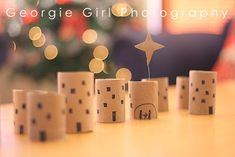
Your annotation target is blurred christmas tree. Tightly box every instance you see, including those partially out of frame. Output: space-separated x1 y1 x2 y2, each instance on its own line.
5 0 131 81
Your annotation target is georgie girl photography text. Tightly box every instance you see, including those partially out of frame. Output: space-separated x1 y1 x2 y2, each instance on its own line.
5 7 229 20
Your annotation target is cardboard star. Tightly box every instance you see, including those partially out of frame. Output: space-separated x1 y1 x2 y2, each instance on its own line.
135 33 164 65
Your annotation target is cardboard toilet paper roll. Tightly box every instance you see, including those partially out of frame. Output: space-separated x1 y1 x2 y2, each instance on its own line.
27 92 66 142
141 79 159 113
58 72 94 133
153 77 168 112
142 77 169 112
189 70 217 115
96 79 125 123
176 76 189 109
13 90 48 134
128 81 158 120
13 89 28 134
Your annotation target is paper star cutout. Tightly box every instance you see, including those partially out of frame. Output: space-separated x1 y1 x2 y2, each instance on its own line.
135 33 164 65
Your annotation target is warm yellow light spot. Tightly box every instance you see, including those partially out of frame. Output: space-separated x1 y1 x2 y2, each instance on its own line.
29 26 42 41
93 45 109 60
116 68 132 81
111 2 131 17
32 33 46 47
89 58 104 73
82 29 97 44
44 45 58 60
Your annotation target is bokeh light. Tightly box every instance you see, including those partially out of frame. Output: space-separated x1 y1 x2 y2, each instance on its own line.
93 45 109 60
7 20 22 37
116 68 132 81
32 33 46 47
44 45 58 60
82 29 97 44
89 58 104 73
111 2 131 17
29 26 42 41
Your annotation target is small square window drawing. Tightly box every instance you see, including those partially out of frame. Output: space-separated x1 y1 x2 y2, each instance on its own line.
103 103 108 107
70 88 76 94
106 87 111 92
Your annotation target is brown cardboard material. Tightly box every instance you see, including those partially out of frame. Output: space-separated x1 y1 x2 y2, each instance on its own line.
189 70 217 115
96 79 126 123
134 33 165 65
176 76 189 109
27 92 66 142
142 77 168 112
57 72 94 133
13 89 28 134
13 89 46 135
128 81 158 120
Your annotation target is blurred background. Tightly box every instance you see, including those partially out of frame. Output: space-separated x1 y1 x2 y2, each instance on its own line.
0 0 235 103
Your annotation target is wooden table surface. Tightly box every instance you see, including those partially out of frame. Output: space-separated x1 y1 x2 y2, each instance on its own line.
1 81 235 157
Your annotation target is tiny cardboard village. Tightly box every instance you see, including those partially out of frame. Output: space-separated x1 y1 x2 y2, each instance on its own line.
13 33 217 142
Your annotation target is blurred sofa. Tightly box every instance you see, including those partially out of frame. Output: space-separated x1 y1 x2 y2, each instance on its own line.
111 20 232 84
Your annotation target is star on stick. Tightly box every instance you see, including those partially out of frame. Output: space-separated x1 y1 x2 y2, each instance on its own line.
135 33 164 65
